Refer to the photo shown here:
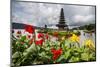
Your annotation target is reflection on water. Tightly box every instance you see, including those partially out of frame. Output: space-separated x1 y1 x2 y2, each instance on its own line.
48 30 95 46
80 30 95 46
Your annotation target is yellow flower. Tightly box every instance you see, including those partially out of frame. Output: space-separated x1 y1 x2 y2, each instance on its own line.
84 39 95 48
61 36 66 41
69 34 80 42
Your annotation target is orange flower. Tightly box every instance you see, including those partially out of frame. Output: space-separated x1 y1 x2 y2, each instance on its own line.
53 32 58 37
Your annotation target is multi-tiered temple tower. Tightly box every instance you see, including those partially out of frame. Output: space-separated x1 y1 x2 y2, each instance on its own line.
56 8 68 30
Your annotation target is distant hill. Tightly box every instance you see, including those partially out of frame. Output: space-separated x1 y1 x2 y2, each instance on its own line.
12 23 43 29
71 24 96 30
12 23 25 29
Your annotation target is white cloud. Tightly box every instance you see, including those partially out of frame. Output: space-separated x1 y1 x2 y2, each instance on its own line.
12 1 95 27
48 26 58 29
73 14 94 23
12 2 63 27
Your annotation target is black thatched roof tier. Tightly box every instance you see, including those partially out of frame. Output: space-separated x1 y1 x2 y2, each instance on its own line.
56 24 68 27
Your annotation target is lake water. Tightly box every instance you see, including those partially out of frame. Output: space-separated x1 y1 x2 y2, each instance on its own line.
48 30 95 46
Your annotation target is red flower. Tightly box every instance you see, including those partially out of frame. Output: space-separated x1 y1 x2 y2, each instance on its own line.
35 39 44 46
45 34 49 39
38 33 44 38
25 25 35 34
17 31 21 34
51 48 55 53
53 55 59 60
51 48 62 60
28 35 31 39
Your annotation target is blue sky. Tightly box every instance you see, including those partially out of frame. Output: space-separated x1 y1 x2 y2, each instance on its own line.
11 1 95 29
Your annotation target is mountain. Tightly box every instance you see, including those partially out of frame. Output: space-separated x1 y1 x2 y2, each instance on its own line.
71 23 96 30
12 23 25 29
11 22 43 29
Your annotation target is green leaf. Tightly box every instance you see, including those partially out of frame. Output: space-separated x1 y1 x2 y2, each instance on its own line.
45 47 50 51
23 43 36 56
69 56 80 62
39 51 51 61
20 36 26 42
81 53 89 61
64 50 71 59
12 52 21 59
39 52 46 57
56 55 64 62
36 45 40 51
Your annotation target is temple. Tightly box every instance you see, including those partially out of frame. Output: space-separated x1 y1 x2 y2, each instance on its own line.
56 8 68 30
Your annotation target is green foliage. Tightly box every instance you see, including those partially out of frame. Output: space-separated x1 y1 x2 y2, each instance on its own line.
12 34 96 66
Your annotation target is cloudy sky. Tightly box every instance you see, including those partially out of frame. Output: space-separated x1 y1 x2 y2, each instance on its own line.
11 1 96 29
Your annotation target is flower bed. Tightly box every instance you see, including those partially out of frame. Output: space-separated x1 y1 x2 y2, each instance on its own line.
11 25 96 66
